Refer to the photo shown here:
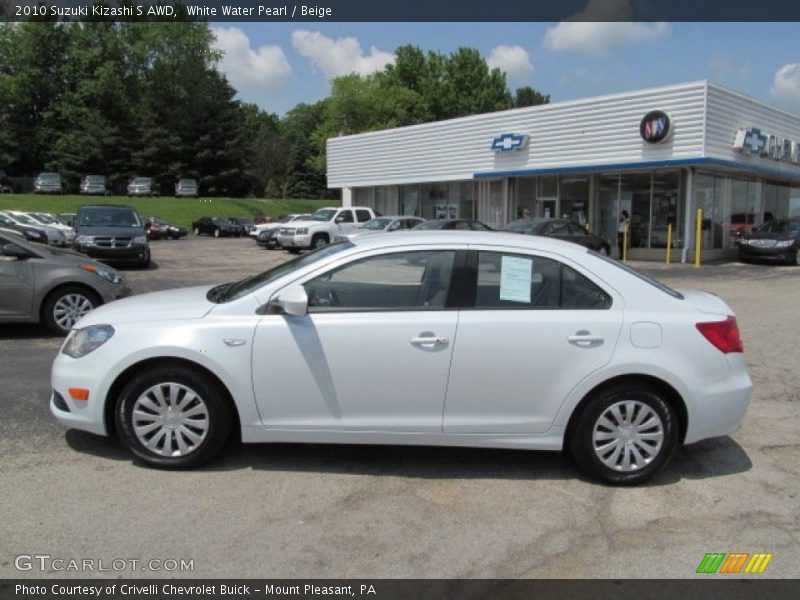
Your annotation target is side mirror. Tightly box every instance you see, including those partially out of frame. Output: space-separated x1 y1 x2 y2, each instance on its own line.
3 244 32 259
272 286 308 316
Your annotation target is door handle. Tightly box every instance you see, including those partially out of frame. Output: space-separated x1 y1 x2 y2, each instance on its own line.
410 336 449 348
567 332 604 346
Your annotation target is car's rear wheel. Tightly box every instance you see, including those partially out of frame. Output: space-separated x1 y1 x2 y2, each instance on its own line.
42 286 100 336
139 248 151 268
570 384 678 485
115 365 233 469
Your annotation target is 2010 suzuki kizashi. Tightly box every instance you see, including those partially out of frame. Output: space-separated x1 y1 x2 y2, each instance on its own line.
51 231 752 484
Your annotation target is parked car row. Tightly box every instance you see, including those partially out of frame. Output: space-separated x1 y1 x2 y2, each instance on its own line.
0 210 74 246
25 171 203 197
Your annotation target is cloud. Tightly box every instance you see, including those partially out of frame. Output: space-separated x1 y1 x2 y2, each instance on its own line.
543 0 669 56
212 27 291 93
487 45 534 79
709 55 753 82
771 63 800 104
291 30 395 79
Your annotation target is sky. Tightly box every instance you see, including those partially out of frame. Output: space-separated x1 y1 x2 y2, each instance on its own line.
207 22 800 116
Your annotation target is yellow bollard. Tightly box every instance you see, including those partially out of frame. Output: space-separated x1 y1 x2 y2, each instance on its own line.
622 222 628 262
694 208 703 268
666 223 672 265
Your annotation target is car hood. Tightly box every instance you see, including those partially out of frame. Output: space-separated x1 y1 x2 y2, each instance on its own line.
676 289 734 317
281 219 327 228
76 226 146 236
77 285 216 327
744 231 798 241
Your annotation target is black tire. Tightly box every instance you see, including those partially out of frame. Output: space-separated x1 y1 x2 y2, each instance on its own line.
287 248 301 254
570 384 678 485
41 285 101 336
139 248 151 268
115 365 233 469
311 234 328 249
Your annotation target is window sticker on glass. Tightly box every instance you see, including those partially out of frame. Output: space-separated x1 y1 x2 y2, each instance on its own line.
499 256 532 303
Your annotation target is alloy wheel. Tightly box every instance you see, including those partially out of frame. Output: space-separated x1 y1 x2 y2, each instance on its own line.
130 382 209 457
592 400 664 472
53 293 93 330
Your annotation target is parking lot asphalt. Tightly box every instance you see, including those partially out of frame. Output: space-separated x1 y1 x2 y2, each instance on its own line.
1 236 798 579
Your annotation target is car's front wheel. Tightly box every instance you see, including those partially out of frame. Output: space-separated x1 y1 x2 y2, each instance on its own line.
311 234 328 249
115 365 233 468
570 384 678 485
42 286 100 335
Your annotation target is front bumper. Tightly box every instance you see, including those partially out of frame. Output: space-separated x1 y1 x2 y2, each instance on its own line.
277 232 312 249
77 245 149 262
50 351 112 436
739 244 796 262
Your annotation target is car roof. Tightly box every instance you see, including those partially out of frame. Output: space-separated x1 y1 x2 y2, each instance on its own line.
349 230 590 256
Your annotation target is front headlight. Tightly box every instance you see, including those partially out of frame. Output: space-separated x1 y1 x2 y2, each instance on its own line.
80 263 122 284
775 240 794 248
62 325 115 358
132 235 147 245
76 235 95 246
296 228 308 235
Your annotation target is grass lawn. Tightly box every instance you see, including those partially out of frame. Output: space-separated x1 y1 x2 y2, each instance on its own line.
0 195 334 229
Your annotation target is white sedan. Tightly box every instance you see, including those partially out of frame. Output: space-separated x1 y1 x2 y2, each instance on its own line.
50 232 752 484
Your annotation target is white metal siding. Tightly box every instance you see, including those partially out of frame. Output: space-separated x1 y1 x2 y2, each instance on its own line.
704 84 800 178
327 82 708 188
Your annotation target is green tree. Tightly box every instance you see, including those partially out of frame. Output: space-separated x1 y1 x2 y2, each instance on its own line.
514 86 550 108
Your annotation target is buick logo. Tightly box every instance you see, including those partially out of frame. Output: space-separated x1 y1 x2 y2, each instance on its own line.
640 110 672 144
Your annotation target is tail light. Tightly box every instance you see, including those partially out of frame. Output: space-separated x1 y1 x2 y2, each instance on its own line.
696 316 743 354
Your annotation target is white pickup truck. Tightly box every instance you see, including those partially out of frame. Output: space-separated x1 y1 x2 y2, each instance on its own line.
276 206 376 252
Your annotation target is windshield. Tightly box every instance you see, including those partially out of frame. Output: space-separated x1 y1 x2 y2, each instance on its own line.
502 219 547 233
79 208 142 227
37 173 59 181
85 176 105 183
763 219 800 233
414 220 447 230
311 209 337 222
179 179 196 186
133 177 151 184
215 241 353 303
29 214 53 225
13 213 36 225
362 218 392 230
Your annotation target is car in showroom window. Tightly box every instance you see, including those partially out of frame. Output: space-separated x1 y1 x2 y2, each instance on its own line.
50 231 752 485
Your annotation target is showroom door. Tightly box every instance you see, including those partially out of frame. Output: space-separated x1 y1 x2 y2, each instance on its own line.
252 249 459 432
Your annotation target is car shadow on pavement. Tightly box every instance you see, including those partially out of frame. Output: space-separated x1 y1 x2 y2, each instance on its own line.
0 323 61 339
115 259 159 272
64 429 752 486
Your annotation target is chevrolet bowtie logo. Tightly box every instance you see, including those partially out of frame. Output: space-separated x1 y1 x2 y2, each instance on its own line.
491 133 529 152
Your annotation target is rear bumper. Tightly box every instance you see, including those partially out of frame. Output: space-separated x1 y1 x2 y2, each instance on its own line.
684 355 752 444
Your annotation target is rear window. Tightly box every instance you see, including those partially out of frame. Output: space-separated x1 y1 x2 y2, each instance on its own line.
591 251 684 299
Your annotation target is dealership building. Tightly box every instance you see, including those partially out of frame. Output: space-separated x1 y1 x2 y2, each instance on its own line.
327 81 800 262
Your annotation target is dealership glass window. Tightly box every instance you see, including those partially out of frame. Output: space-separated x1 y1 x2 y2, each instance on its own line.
304 250 456 311
400 185 420 216
598 174 621 248
559 176 590 224
619 173 652 249
421 183 449 220
650 171 681 249
447 181 474 220
538 176 558 199
727 178 759 247
515 177 537 219
353 187 374 207
694 174 720 249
